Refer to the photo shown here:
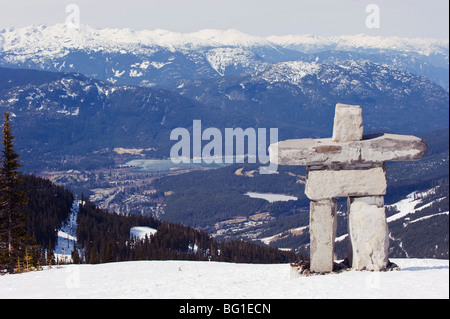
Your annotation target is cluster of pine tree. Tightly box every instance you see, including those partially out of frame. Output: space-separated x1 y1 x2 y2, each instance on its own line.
76 199 160 263
0 112 41 274
76 198 294 264
17 175 74 256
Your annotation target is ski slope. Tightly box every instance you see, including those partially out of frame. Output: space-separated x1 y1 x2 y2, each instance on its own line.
0 258 447 299
53 200 81 263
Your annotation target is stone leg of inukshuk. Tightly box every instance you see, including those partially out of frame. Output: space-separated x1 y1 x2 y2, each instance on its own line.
309 199 337 273
269 103 427 273
347 196 389 271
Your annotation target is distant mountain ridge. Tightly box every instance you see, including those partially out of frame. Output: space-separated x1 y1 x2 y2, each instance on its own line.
268 33 449 56
1 24 448 90
1 24 448 55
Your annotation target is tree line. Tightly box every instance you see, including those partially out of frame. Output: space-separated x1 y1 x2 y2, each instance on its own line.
0 112 42 273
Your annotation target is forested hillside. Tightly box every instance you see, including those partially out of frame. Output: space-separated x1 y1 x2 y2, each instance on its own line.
18 175 73 253
76 198 294 264
3 171 295 274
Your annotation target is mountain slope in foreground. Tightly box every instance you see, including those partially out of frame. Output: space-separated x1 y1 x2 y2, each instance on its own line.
0 258 448 299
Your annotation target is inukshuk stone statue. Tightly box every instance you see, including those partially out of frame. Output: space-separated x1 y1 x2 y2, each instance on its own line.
269 103 427 273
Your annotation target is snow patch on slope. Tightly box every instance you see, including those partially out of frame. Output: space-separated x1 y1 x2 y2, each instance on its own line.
386 187 442 223
206 47 260 76
259 61 320 85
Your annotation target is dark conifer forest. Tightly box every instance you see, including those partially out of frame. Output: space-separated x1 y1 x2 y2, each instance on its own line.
76 198 294 264
18 175 74 251
2 172 295 274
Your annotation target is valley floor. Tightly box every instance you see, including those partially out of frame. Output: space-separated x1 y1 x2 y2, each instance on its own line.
0 258 448 299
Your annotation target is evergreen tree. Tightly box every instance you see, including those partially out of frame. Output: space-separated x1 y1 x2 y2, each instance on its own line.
72 247 81 264
46 243 54 267
0 112 35 273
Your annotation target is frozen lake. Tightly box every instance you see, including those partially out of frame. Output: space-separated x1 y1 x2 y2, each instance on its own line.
245 192 298 203
124 159 228 172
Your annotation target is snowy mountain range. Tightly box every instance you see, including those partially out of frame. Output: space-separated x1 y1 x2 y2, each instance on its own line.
1 24 448 55
1 59 448 173
1 24 448 90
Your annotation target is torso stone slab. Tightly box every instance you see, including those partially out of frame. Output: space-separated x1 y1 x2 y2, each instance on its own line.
305 167 387 200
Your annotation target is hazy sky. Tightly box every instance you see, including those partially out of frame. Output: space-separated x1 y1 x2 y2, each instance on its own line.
0 0 448 39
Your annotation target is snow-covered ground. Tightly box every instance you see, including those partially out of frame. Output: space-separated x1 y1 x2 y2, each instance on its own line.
0 258 447 299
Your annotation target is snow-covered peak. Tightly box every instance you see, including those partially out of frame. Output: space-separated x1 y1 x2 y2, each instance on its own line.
1 24 155 54
188 29 270 47
0 24 270 54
